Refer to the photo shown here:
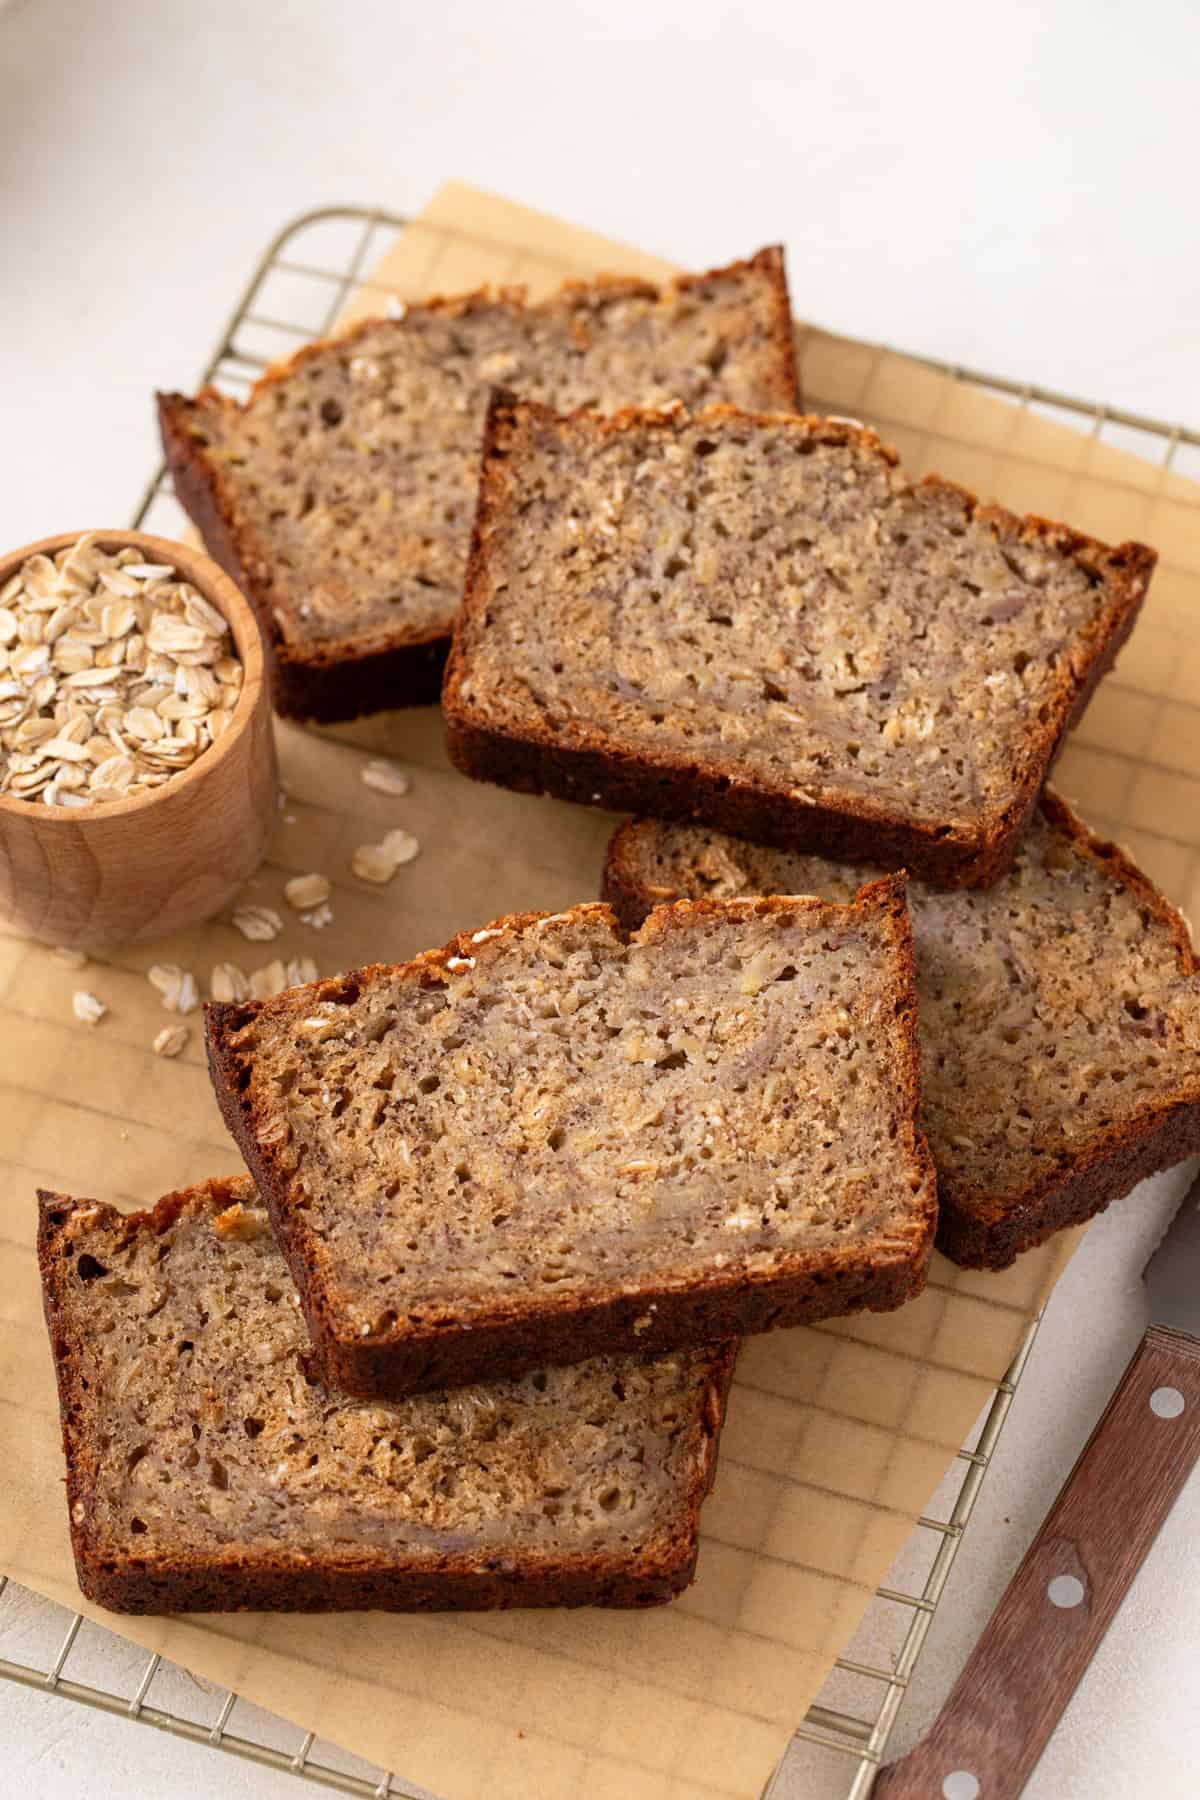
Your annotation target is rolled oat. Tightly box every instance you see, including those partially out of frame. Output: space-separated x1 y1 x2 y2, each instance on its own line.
232 905 283 943
210 962 249 1003
360 758 411 797
284 873 331 911
351 829 420 885
0 536 242 807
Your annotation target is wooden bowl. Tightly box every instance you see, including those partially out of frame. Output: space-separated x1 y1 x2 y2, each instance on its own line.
0 530 278 950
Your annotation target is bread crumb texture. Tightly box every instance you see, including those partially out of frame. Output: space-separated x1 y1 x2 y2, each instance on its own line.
45 1182 722 1563
453 407 1152 834
216 895 930 1335
606 799 1200 1211
166 256 795 660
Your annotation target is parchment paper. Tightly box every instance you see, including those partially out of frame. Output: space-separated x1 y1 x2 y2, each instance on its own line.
2 182 1196 1800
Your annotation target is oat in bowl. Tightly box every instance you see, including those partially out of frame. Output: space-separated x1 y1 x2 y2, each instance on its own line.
0 531 277 950
0 535 242 806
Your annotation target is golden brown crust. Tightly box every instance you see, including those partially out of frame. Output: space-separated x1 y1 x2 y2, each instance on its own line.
934 1103 1200 1267
158 248 800 723
934 791 1200 1263
37 1183 738 1612
159 390 450 721
444 396 1155 890
680 245 801 412
1035 790 1197 978
602 792 1200 1269
205 886 936 1399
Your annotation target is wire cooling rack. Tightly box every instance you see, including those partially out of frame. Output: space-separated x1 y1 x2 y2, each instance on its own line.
3 205 1195 1800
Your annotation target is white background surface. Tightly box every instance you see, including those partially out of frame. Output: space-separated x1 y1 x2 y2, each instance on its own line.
2 1 1197 1795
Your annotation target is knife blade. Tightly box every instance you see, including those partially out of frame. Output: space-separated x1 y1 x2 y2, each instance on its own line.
1143 1170 1200 1336
873 1164 1200 1800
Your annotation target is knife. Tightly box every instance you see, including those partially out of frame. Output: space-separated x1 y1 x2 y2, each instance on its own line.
873 1168 1200 1800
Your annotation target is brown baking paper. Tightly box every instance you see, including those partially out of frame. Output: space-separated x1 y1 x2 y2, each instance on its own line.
2 182 1197 1800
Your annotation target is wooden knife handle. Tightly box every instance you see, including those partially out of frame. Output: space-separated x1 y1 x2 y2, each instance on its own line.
873 1324 1200 1800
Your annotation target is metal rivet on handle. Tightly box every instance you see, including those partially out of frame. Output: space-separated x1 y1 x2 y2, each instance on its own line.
1150 1386 1185 1419
1047 1575 1085 1608
942 1773 981 1800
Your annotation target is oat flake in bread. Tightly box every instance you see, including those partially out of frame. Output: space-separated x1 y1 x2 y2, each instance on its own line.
38 1178 735 1613
603 792 1200 1268
158 249 800 721
443 399 1156 889
205 885 936 1399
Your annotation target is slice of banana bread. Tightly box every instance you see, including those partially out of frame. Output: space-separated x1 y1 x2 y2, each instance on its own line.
603 792 1200 1268
38 1178 736 1613
205 886 936 1399
159 249 799 722
443 399 1155 888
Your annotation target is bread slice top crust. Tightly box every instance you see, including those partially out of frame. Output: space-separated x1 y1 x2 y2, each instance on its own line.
603 792 1200 1266
38 1177 734 1611
158 248 798 718
444 399 1154 886
206 887 935 1391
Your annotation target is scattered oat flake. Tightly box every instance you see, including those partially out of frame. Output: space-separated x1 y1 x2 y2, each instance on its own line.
381 828 419 865
148 963 181 999
147 963 199 1013
360 758 411 797
73 990 106 1025
210 961 248 1003
284 872 332 911
350 826 420 885
248 959 288 1000
351 843 398 884
232 905 283 942
153 1024 189 1058
54 946 88 968
286 955 319 986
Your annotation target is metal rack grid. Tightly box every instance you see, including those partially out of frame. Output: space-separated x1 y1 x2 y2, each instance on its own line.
3 204 1194 1800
